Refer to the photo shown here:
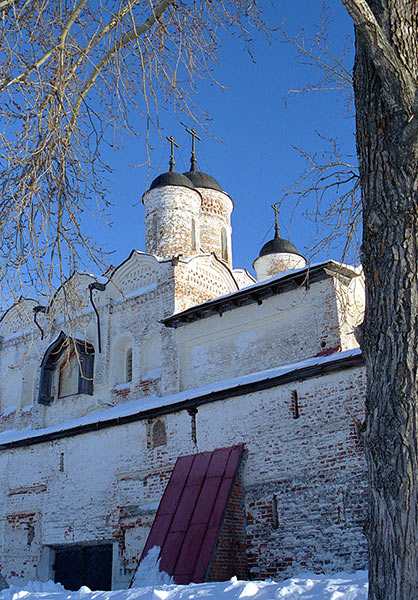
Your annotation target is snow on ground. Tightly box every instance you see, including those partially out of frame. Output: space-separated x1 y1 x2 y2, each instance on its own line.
0 571 368 600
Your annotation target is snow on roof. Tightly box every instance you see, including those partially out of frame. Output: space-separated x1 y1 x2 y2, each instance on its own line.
0 348 362 448
162 260 360 328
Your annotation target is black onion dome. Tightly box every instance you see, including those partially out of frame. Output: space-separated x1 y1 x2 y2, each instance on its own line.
259 233 301 258
149 171 196 191
183 170 222 192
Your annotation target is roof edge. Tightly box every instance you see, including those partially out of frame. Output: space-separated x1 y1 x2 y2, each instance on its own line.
0 349 364 450
162 261 360 329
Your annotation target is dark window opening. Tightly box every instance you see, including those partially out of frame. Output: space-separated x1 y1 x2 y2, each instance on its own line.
53 544 112 591
291 390 300 419
126 348 133 383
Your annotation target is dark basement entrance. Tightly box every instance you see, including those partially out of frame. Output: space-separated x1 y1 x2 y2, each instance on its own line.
53 544 113 591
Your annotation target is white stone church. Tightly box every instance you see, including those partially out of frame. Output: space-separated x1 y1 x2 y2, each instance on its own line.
0 143 367 591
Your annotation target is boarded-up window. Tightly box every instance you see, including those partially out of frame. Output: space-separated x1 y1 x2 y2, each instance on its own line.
152 420 167 447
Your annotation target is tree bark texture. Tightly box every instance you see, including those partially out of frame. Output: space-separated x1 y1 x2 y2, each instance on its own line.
349 1 418 598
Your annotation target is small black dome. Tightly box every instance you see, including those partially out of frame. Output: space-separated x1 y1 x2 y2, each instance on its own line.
259 235 301 258
183 170 222 192
149 171 196 191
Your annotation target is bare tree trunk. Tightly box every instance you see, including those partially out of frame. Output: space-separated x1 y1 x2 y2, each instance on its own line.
350 1 418 598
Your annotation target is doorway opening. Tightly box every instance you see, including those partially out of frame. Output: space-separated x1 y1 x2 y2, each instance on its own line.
53 543 113 591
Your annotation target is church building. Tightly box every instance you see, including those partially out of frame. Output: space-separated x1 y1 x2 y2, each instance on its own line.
0 135 367 591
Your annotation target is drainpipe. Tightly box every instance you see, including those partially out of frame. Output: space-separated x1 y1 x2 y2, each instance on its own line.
88 282 106 353
33 306 46 339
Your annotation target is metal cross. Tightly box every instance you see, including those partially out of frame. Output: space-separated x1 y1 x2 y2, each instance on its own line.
271 203 280 237
166 135 179 172
185 127 202 171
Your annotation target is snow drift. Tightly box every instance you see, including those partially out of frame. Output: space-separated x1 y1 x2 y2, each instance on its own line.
0 571 368 600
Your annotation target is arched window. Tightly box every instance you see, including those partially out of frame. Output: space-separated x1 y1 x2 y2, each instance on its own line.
125 348 133 383
112 336 134 386
38 332 94 405
191 218 197 251
221 227 228 261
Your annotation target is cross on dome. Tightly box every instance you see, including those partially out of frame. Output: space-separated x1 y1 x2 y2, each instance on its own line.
185 127 202 172
166 135 179 172
271 203 281 237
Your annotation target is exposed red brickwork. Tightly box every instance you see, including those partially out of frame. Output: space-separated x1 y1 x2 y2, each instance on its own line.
110 376 161 403
315 345 341 357
206 474 247 581
198 189 233 269
111 465 174 576
143 187 202 258
112 388 130 399
173 258 238 314
243 373 367 580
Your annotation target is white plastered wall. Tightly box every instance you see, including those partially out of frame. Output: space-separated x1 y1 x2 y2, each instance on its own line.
177 277 345 391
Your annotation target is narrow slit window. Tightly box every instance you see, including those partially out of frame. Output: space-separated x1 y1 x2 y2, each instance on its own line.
221 227 228 261
191 218 197 251
291 390 300 419
126 348 133 383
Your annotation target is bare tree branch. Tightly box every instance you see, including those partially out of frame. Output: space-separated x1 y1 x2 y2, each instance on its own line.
281 3 353 115
0 0 267 316
69 0 174 130
1 0 89 91
280 3 359 265
0 0 15 10
279 136 360 264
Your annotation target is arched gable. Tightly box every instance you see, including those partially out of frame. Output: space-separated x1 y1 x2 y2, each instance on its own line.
232 268 256 289
181 253 239 298
49 272 99 319
0 298 38 337
107 251 165 300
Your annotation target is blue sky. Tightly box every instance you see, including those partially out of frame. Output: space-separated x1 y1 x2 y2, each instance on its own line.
96 1 357 278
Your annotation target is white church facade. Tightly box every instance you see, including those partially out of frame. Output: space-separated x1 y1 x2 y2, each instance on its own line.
0 145 367 590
